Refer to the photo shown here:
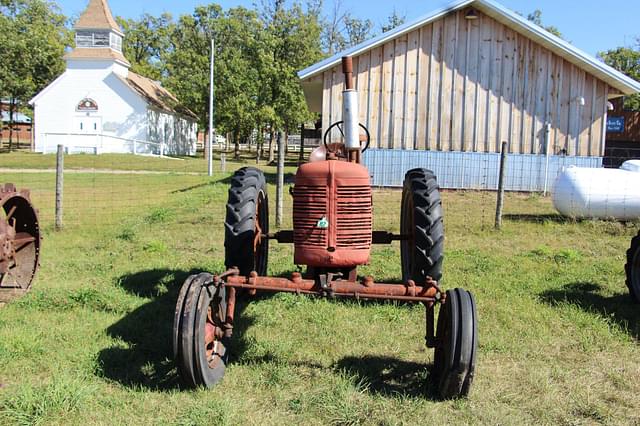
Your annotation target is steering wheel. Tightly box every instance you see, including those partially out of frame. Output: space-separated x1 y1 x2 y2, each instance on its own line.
322 121 371 154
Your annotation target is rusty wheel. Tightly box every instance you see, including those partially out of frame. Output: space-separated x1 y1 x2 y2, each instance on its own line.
626 231 640 302
0 184 41 303
433 288 477 399
174 273 229 388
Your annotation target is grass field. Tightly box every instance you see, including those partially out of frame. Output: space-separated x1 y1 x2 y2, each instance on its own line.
1 153 640 424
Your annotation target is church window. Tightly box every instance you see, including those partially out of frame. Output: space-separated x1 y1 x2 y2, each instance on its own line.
76 31 93 47
93 32 110 47
110 33 122 52
77 98 98 112
75 30 114 48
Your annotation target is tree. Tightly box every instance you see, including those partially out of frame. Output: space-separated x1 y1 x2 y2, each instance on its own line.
164 5 264 157
343 13 374 47
259 0 323 162
526 9 562 38
116 13 173 81
599 46 640 110
0 0 68 150
381 9 405 33
321 0 347 55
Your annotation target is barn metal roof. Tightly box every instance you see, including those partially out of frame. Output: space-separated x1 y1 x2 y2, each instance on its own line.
298 0 640 95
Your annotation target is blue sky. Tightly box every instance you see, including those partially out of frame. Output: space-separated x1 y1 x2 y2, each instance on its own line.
56 0 639 57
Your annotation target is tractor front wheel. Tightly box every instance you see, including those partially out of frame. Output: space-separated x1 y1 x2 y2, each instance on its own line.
626 231 640 302
433 288 477 399
173 273 229 388
401 168 444 282
225 167 269 276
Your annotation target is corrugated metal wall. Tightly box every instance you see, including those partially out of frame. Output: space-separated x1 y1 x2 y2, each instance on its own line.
363 149 602 191
319 9 610 157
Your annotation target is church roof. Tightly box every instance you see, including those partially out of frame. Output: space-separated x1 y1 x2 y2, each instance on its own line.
64 47 131 67
75 0 122 34
118 72 198 120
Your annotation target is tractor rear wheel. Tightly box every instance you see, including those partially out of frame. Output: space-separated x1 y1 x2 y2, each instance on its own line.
401 169 444 282
433 288 478 399
173 273 229 388
225 167 269 276
626 231 640 302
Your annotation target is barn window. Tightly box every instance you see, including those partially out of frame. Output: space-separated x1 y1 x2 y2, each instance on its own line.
77 98 98 112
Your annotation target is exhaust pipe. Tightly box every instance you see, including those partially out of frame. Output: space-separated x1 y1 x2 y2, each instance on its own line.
342 56 360 153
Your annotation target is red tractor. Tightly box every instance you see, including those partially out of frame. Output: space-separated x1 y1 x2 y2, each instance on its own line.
173 57 478 399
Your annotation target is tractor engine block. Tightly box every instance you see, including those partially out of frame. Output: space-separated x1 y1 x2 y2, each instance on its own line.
293 160 372 268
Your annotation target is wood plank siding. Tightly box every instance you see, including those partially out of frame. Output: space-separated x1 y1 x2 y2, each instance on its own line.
317 10 611 156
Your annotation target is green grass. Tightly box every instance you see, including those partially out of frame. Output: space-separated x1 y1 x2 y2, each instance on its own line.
1 154 640 424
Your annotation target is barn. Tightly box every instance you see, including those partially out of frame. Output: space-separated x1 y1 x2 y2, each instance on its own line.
298 0 640 190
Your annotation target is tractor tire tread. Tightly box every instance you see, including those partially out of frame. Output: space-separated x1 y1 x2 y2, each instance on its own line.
625 231 640 302
402 168 445 281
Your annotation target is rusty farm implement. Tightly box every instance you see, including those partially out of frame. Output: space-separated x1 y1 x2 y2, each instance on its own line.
173 57 478 399
0 183 41 303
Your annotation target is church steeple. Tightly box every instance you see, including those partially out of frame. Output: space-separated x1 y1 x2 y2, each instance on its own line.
75 0 123 35
65 0 130 68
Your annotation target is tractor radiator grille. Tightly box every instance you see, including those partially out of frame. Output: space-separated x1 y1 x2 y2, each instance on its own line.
293 184 372 250
336 185 372 249
293 185 327 248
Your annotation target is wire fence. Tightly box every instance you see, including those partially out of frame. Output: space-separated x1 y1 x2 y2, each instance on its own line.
2 146 638 237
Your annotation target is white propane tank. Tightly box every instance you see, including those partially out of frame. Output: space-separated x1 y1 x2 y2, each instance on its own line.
552 161 640 220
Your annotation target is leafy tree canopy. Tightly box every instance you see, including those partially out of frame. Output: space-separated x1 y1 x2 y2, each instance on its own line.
599 46 640 110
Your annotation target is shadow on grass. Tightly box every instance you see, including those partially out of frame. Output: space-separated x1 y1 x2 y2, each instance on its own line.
503 213 578 224
539 281 640 340
97 268 431 393
334 355 438 399
96 268 257 391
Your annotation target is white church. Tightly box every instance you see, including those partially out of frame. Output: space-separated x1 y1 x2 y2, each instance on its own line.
30 0 198 156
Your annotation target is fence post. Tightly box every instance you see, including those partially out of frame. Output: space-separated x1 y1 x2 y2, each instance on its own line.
543 123 552 196
276 131 284 228
495 141 508 230
220 152 226 173
55 144 64 231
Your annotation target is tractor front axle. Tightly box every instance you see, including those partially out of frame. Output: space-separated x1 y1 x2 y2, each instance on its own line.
218 268 442 303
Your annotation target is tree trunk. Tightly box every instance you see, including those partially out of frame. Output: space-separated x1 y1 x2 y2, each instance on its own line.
204 126 210 160
234 131 240 160
256 126 263 164
8 98 15 152
284 130 289 161
299 124 305 164
268 129 275 164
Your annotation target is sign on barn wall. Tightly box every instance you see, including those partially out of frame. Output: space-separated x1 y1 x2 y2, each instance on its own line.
607 116 625 133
